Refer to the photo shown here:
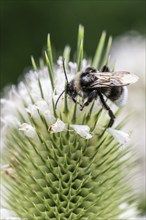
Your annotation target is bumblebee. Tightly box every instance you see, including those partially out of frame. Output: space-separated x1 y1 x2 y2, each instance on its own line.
55 61 139 127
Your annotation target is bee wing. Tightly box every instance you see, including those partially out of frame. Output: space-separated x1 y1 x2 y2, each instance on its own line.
88 71 139 88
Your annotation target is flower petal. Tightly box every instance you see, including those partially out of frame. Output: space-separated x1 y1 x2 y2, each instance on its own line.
35 100 55 124
26 104 40 120
68 61 77 72
0 208 20 220
57 56 63 66
71 124 92 139
118 205 138 219
19 123 37 138
48 119 66 133
107 128 130 144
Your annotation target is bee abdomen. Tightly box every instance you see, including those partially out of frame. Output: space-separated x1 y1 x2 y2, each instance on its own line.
101 86 128 107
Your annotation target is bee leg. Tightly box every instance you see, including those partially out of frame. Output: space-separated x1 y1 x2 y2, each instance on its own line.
97 91 115 127
81 90 98 110
72 97 83 109
101 65 110 72
72 97 77 103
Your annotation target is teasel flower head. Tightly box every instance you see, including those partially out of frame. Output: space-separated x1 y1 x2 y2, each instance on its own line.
1 25 139 219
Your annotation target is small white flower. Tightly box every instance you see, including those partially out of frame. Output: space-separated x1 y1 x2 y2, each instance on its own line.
71 124 92 139
68 61 77 72
57 56 63 66
81 58 88 71
19 123 37 138
118 205 138 219
0 208 20 220
26 104 40 120
1 115 20 128
107 128 130 144
48 120 93 140
18 82 32 106
1 99 18 117
35 100 55 124
48 119 66 133
119 202 128 210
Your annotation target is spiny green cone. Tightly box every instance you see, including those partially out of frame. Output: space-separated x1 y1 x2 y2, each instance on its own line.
1 25 137 219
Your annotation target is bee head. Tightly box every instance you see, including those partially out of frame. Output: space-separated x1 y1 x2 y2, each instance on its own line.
55 59 77 109
66 81 77 98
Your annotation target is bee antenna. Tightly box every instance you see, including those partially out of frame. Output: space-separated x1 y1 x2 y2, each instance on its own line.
55 90 65 109
62 58 69 84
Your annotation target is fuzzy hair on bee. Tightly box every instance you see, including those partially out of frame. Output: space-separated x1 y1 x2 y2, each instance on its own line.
55 60 139 127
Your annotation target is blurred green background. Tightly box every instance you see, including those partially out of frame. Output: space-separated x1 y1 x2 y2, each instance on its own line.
0 0 145 88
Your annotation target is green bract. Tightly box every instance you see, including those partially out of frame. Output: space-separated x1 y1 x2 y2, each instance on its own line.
1 25 137 219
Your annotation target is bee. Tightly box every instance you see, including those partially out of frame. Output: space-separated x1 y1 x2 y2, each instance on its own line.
55 60 139 127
